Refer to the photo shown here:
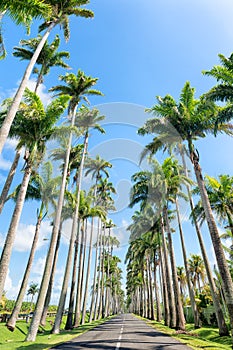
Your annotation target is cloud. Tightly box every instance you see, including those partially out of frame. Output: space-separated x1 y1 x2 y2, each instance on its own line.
0 154 12 171
26 79 52 106
0 78 52 107
0 220 53 253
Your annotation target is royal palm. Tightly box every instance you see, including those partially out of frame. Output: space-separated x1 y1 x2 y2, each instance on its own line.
0 0 93 154
138 81 233 338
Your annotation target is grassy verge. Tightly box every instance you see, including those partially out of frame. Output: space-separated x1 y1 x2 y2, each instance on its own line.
0 316 110 350
140 317 232 350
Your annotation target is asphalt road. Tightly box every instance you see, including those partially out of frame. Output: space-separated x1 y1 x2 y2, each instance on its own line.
50 313 193 350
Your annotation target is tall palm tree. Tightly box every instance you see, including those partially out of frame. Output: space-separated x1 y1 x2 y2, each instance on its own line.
27 282 39 312
0 0 51 59
52 107 105 334
138 81 233 338
203 52 233 124
0 90 68 301
6 162 59 331
26 70 102 341
0 0 93 154
194 174 233 235
188 254 206 294
13 34 70 93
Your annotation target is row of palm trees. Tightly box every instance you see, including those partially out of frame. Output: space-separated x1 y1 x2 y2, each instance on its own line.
126 72 233 344
0 0 125 342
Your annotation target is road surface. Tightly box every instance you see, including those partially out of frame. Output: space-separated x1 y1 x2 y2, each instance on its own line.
50 313 193 349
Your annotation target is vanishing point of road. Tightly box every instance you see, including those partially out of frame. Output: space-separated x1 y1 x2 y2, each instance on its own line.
50 313 193 350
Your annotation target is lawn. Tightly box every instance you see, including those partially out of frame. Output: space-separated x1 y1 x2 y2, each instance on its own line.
143 318 232 350
0 316 109 350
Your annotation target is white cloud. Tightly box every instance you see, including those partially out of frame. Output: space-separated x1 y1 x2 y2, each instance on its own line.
26 79 52 106
0 220 53 252
0 154 12 171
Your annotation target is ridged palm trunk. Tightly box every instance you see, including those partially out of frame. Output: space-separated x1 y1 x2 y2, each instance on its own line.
40 225 62 326
99 226 106 319
89 218 100 322
159 243 169 325
0 162 32 299
65 221 80 330
93 226 103 321
160 216 176 328
6 209 43 331
0 148 21 215
175 198 200 328
0 22 56 154
180 148 228 335
147 255 155 320
189 146 233 340
153 257 162 322
73 220 85 327
81 216 95 324
52 134 88 334
80 220 88 321
26 107 76 342
164 207 186 330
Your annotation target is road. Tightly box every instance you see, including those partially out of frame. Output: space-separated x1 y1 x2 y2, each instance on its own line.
50 313 193 350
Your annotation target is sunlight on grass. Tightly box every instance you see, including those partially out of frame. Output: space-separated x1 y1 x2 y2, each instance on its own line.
0 316 110 350
138 317 232 350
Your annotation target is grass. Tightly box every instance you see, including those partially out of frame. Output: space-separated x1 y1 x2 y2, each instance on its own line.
0 315 110 350
1 314 232 349
141 317 232 350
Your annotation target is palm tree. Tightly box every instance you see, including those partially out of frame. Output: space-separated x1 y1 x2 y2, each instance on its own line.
0 90 68 301
27 283 39 312
203 52 233 124
194 174 233 235
0 0 93 154
6 162 59 331
188 254 206 294
138 81 233 338
13 34 70 93
52 107 105 334
26 70 102 341
0 0 51 59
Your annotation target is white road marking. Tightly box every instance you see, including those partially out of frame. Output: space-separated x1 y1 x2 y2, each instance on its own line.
115 325 124 350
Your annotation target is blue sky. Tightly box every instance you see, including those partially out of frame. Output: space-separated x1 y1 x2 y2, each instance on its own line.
0 0 233 303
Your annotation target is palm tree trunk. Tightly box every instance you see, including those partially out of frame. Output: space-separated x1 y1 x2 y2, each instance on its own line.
40 224 62 327
99 225 106 319
153 255 162 322
180 147 228 334
160 215 176 328
0 148 21 215
0 22 56 154
65 221 80 330
159 243 169 325
52 134 88 334
94 225 102 321
189 146 233 339
0 163 32 300
175 198 200 328
147 255 155 320
26 107 76 342
164 207 185 330
6 212 43 331
73 221 85 327
89 218 100 322
81 217 94 324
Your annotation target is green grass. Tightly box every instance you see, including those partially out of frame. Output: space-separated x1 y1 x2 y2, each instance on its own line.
0 316 110 350
141 317 232 350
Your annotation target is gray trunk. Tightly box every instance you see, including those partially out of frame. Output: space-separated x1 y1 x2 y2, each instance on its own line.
6 214 42 331
52 134 88 334
0 148 21 215
26 107 76 342
0 164 32 299
190 148 233 339
0 22 56 154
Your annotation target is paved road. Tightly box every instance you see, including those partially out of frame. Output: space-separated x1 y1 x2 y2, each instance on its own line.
50 313 192 350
